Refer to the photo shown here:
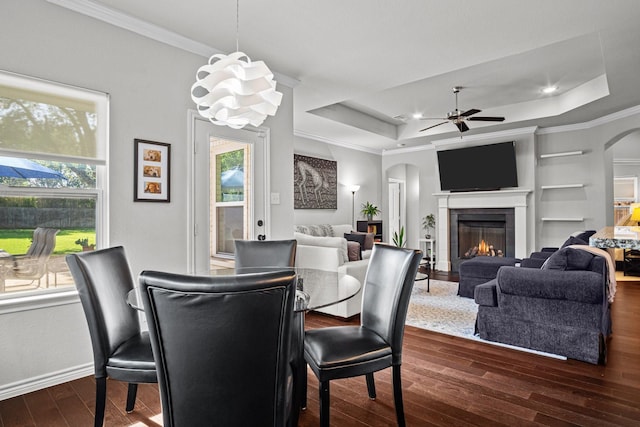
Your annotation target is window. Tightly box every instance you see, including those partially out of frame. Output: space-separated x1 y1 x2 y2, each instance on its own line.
0 71 108 299
211 139 251 257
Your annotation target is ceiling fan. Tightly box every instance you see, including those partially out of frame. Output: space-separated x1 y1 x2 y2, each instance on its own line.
418 87 505 133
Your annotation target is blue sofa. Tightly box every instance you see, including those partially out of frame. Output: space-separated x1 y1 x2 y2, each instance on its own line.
474 247 612 364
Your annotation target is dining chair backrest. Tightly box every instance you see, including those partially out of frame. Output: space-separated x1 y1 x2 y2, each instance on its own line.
360 244 422 364
139 269 296 427
234 239 297 268
66 246 140 377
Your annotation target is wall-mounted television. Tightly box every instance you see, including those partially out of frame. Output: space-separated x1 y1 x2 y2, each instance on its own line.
437 141 518 192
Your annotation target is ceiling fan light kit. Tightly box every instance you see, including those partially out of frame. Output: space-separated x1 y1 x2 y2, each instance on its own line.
419 86 505 133
190 0 282 129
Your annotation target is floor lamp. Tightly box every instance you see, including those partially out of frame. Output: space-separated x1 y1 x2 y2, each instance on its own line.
349 185 360 229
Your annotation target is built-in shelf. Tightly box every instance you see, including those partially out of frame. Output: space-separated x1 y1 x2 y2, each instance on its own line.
540 184 585 190
539 150 584 159
541 217 585 222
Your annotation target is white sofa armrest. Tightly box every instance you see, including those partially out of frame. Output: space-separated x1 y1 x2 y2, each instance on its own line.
295 244 343 271
338 259 368 286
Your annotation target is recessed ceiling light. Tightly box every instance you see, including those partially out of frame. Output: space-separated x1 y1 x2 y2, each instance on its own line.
542 85 558 94
412 113 423 119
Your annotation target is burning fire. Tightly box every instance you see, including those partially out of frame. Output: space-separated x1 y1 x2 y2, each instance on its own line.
477 239 490 255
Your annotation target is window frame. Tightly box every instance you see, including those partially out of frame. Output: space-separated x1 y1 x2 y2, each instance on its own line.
0 71 109 308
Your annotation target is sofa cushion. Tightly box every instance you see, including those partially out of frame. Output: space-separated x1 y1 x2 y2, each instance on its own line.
294 232 349 263
344 233 365 259
346 241 361 261
542 247 595 271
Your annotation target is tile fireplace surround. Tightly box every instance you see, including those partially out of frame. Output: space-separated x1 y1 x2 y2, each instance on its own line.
435 189 532 271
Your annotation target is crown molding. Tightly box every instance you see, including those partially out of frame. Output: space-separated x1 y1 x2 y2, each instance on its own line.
46 0 299 88
294 130 382 155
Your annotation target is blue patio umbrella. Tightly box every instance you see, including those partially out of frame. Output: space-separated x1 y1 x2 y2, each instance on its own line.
221 166 244 189
0 156 65 179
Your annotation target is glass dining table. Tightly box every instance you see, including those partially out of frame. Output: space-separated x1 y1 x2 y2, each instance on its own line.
127 266 361 313
126 266 361 425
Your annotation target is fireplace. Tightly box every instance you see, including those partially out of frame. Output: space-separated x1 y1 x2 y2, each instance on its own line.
449 208 515 272
434 189 531 272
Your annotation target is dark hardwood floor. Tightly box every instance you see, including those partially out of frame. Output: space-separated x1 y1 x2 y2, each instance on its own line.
2 275 639 426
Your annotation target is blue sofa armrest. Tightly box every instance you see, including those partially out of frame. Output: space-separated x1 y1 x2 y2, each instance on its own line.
496 266 605 304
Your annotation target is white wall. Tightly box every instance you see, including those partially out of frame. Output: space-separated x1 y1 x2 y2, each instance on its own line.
0 0 294 398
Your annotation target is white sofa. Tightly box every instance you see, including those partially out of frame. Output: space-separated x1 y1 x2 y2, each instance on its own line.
294 224 371 318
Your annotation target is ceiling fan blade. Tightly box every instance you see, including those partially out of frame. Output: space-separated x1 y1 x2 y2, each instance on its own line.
455 121 470 132
460 108 481 117
419 121 448 132
467 116 505 122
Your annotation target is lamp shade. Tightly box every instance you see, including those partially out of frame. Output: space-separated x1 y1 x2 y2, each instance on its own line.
191 52 283 129
631 207 640 224
348 185 360 193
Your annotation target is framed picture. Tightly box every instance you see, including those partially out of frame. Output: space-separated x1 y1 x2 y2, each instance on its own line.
294 154 337 209
134 139 171 202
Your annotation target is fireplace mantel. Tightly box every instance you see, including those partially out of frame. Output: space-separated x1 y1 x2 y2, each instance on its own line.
434 189 532 271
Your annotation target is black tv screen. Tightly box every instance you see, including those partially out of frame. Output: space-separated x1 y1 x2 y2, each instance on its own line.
437 142 518 192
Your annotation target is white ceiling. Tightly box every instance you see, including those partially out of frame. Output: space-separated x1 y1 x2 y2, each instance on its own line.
52 0 640 153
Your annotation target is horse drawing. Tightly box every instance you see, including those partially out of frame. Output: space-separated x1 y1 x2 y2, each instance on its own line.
297 161 329 207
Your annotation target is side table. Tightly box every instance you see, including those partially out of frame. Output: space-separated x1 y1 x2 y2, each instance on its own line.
419 238 435 269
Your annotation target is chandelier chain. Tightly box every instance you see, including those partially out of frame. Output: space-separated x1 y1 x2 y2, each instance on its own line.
236 0 239 52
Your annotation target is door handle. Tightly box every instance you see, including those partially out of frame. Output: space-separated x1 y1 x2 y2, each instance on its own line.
257 234 266 241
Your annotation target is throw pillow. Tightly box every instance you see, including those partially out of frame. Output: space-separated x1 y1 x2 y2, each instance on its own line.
574 230 596 242
346 241 362 261
542 247 594 271
560 235 587 248
344 233 366 259
293 232 349 263
351 231 375 250
294 224 334 237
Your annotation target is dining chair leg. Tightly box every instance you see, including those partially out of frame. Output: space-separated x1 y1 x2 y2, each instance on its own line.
319 380 330 427
392 365 406 427
125 383 138 412
365 372 376 399
94 377 107 427
301 364 307 409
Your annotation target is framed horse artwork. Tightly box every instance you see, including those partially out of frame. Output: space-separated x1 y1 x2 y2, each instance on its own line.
293 154 337 209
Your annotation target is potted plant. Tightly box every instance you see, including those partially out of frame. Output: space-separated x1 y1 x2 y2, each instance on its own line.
392 226 406 248
75 237 95 252
422 213 436 239
360 202 381 221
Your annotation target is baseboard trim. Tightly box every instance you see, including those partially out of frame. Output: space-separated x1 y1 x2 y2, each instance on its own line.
0 363 93 401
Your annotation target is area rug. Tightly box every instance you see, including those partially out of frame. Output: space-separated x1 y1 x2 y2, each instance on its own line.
406 279 566 360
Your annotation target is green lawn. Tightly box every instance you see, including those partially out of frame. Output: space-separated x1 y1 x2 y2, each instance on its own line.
0 228 96 255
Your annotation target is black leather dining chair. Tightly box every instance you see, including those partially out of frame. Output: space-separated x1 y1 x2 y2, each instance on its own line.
304 244 422 427
66 246 157 427
234 239 297 268
139 269 296 427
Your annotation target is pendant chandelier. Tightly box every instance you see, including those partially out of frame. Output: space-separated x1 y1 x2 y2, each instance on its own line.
191 0 282 129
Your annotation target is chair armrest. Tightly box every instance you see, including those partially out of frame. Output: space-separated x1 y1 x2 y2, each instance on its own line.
295 244 342 272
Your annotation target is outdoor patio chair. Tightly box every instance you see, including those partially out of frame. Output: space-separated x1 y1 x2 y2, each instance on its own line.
0 227 59 292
